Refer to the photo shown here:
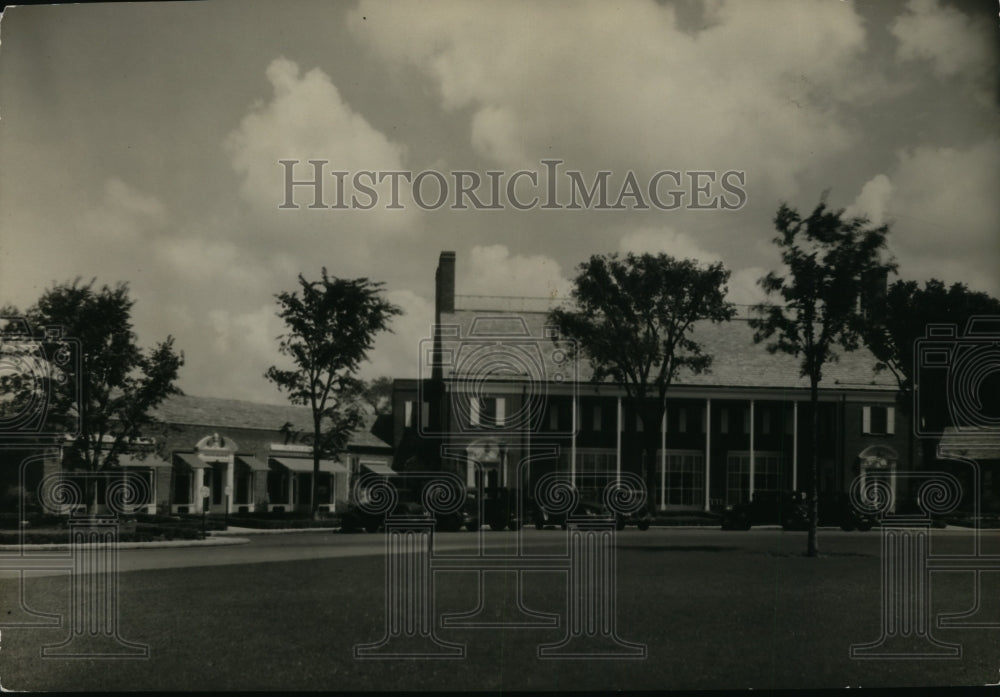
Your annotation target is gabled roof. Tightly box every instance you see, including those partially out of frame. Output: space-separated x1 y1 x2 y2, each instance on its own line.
437 309 896 392
150 394 391 449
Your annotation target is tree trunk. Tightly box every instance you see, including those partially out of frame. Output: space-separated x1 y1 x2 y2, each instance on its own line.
312 457 320 521
88 476 99 517
807 379 820 557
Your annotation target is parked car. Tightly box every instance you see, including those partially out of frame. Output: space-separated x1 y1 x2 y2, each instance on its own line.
433 491 480 532
532 499 602 529
782 491 877 532
720 490 802 530
613 509 652 531
338 487 428 533
721 490 878 531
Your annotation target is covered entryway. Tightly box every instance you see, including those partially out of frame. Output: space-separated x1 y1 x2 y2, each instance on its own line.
858 444 898 512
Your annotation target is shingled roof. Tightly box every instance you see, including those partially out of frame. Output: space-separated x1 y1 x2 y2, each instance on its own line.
150 394 391 449
438 310 896 392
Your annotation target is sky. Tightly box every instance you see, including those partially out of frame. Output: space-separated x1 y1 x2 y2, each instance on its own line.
0 0 997 405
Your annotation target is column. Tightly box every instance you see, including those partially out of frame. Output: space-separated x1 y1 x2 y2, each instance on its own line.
660 409 666 511
749 400 756 502
704 399 711 512
792 401 798 491
225 458 235 514
571 394 578 488
193 467 204 513
616 397 622 484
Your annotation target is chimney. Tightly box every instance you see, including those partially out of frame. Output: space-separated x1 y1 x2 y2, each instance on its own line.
435 251 456 317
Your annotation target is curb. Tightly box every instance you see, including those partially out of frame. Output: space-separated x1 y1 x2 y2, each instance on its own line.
211 527 339 535
0 537 252 551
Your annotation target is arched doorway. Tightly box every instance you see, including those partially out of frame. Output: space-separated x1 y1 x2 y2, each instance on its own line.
858 444 898 512
465 438 507 491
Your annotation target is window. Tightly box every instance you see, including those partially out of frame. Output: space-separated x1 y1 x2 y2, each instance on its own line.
678 408 687 433
863 405 895 435
725 452 784 505
742 408 751 435
655 451 705 507
404 400 414 428
720 408 729 434
471 397 504 427
761 410 771 435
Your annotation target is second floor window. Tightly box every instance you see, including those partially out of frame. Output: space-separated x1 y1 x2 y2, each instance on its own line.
863 405 895 435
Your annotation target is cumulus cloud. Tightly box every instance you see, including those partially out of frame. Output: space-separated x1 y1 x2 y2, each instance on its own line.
348 0 875 197
224 57 413 233
891 0 996 104
459 245 573 299
619 226 721 263
82 178 167 241
844 174 893 225
359 289 435 381
848 139 1000 295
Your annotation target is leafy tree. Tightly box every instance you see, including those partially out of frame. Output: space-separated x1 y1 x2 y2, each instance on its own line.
360 376 394 416
750 200 895 556
265 270 401 518
862 278 1000 475
549 252 735 513
23 279 184 513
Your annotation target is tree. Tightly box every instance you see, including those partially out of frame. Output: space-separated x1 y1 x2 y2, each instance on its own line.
750 199 895 557
360 376 394 415
549 252 735 514
265 270 401 519
862 279 1000 478
24 279 184 513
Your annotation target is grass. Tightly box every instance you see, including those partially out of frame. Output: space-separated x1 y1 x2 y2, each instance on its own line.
1 532 997 691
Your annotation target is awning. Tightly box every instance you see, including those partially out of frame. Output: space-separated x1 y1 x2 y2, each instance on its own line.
174 452 204 470
939 428 1000 460
236 455 269 471
271 457 347 474
361 462 396 477
117 453 171 468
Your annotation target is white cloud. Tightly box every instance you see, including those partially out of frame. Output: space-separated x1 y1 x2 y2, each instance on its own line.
224 57 414 234
848 139 1000 296
459 245 573 299
82 178 167 241
891 0 995 103
359 289 434 381
844 174 893 225
619 226 721 263
349 0 874 198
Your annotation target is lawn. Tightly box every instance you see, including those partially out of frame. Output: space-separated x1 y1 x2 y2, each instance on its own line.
1 531 997 691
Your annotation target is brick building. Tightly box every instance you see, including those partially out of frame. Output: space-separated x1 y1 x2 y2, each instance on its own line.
392 251 913 512
3 394 393 516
